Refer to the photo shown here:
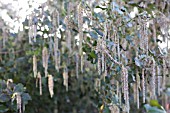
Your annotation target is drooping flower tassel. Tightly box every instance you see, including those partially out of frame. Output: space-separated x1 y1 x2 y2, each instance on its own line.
54 35 59 71
63 68 69 91
142 68 145 103
144 24 148 55
157 66 161 96
77 2 83 54
42 47 48 77
136 69 140 109
28 14 33 44
122 65 129 112
151 57 156 99
98 54 101 75
162 59 166 90
75 53 79 78
37 72 42 95
16 93 22 113
33 55 37 78
52 9 59 28
48 74 54 98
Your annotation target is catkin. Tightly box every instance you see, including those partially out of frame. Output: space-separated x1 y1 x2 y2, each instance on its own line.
63 68 68 91
67 30 72 52
157 66 161 96
142 68 145 103
33 24 37 42
110 104 120 113
33 55 37 78
144 25 148 55
28 14 33 44
102 52 105 72
77 2 83 54
117 36 120 62
52 10 59 28
122 65 129 112
54 36 59 71
98 54 101 75
42 47 48 77
48 75 54 98
136 69 140 109
151 57 156 99
2 28 7 48
95 78 101 92
162 59 166 90
37 72 42 95
97 39 101 75
7 79 13 89
76 53 79 78
116 81 119 96
81 55 84 73
16 93 22 113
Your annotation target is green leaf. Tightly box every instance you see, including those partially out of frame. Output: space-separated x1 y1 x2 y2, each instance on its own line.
144 104 166 113
89 51 97 58
14 83 25 92
0 93 10 102
22 93 32 104
150 100 161 108
0 105 9 112
89 31 98 39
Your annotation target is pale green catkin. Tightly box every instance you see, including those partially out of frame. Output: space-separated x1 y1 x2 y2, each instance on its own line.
63 68 69 91
42 47 48 77
48 74 54 98
33 55 37 78
142 68 145 103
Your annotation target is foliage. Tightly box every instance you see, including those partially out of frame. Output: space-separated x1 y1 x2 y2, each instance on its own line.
0 79 31 113
0 0 170 113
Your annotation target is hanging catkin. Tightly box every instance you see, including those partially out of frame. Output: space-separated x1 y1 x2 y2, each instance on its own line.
104 61 107 77
152 20 157 43
28 14 33 44
42 47 48 77
102 21 107 72
162 59 166 90
110 104 120 113
136 69 140 109
101 51 105 72
64 16 72 52
98 54 101 75
142 68 145 103
77 3 83 54
2 28 7 48
16 93 22 113
33 24 37 42
67 30 72 52
76 53 79 78
144 24 148 55
48 74 54 98
157 66 161 96
78 3 84 73
54 35 59 71
33 55 37 78
81 54 84 73
122 65 129 112
63 68 68 91
116 81 119 96
94 78 101 92
52 9 59 28
117 35 120 62
151 57 156 99
97 39 101 75
37 72 42 95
